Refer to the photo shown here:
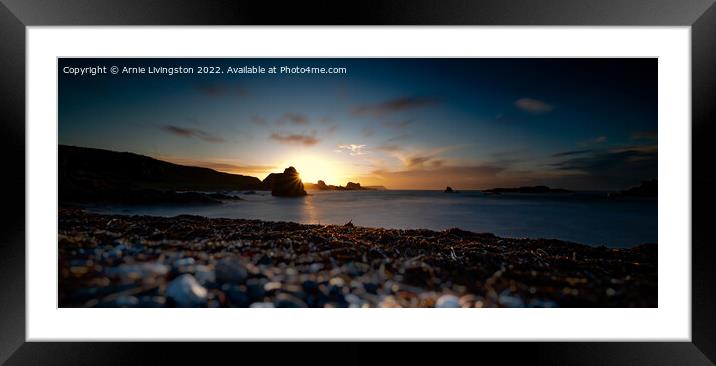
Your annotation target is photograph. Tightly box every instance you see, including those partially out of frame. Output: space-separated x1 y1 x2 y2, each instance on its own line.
58 57 658 308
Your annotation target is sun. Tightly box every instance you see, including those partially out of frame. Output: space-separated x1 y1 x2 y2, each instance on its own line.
279 155 346 185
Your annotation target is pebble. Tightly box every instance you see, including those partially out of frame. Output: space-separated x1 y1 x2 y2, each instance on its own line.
436 294 460 308
250 302 275 308
106 262 169 280
215 257 248 284
138 296 167 308
166 274 208 307
498 290 525 308
274 293 307 308
193 265 216 285
113 295 139 307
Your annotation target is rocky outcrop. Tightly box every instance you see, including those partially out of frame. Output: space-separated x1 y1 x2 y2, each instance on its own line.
609 179 657 198
316 180 329 190
59 145 264 205
266 167 307 197
305 180 375 191
444 186 455 193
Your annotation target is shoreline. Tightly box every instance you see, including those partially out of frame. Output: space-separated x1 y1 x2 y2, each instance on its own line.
59 208 657 308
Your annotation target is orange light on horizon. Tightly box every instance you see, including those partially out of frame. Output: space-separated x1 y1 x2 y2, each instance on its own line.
279 154 348 186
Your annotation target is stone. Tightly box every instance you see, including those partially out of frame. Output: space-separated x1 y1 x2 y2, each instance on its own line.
166 274 208 307
267 166 307 197
215 257 248 284
435 294 460 308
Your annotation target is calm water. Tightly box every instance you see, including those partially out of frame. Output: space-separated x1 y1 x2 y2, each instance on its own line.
92 190 657 248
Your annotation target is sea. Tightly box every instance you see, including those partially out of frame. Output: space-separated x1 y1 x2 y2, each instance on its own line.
91 190 657 248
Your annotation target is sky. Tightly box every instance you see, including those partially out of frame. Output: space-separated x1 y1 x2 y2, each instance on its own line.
58 58 657 190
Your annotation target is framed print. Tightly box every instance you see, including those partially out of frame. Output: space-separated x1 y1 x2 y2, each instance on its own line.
2 0 716 364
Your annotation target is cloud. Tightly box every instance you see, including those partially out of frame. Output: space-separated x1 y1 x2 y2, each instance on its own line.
326 124 339 134
552 149 594 158
194 83 247 97
162 125 224 143
594 136 607 143
632 131 657 140
337 144 368 156
280 113 310 125
270 133 319 146
382 119 415 129
406 155 431 168
352 97 437 116
514 98 554 114
548 145 657 189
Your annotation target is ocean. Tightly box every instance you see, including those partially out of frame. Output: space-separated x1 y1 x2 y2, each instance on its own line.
92 190 657 248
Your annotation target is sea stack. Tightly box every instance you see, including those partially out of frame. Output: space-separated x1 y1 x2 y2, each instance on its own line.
316 180 329 190
269 166 307 197
444 186 455 193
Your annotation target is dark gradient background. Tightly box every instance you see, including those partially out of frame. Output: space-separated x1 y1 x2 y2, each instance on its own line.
2 0 716 365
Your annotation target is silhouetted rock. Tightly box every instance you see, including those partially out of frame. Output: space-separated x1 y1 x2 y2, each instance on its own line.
59 145 264 205
444 186 455 193
269 167 307 197
305 180 375 191
316 180 329 190
483 186 571 194
609 179 657 198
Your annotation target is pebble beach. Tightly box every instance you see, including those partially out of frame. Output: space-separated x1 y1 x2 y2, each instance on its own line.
59 208 657 308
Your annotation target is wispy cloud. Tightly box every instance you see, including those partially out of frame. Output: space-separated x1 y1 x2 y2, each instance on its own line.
551 145 656 175
552 149 594 158
336 144 368 156
280 113 310 125
543 145 657 190
352 97 437 117
162 125 224 143
270 133 319 146
514 98 554 114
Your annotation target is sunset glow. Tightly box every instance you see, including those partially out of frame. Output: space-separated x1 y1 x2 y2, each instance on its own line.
280 155 347 186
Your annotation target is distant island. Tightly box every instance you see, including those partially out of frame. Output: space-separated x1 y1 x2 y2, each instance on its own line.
304 180 382 191
482 185 572 194
608 180 657 198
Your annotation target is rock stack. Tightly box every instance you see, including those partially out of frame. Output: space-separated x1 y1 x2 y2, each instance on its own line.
265 166 307 197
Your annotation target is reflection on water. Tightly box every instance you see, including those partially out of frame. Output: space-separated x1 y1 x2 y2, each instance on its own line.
94 190 657 248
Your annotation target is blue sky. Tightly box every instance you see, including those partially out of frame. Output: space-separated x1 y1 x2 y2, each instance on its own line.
59 58 657 190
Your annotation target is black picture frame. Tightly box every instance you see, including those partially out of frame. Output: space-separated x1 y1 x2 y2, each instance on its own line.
1 0 715 364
